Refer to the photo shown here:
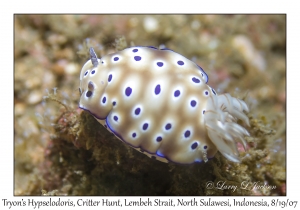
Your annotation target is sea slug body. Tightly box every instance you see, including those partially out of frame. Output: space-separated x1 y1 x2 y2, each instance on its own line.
79 46 250 164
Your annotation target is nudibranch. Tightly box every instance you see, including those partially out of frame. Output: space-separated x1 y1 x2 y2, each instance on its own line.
79 46 250 164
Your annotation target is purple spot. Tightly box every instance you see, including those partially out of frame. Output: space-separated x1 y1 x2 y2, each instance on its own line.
91 70 95 74
108 74 112 82
174 90 180 97
147 46 157 49
190 100 197 107
156 150 164 157
86 91 92 97
143 123 149 130
112 101 116 106
132 132 136 138
154 84 161 95
84 71 88 76
134 56 141 61
165 123 172 130
204 145 207 149
197 64 204 71
191 142 198 150
184 130 190 138
156 136 162 142
125 87 132 96
104 124 107 128
135 107 141 115
192 77 200 83
157 62 163 67
177 61 184 65
133 49 138 53
102 97 106 103
203 110 205 114
113 116 118 121
212 88 216 95
205 91 209 96
114 57 119 61
161 48 174 52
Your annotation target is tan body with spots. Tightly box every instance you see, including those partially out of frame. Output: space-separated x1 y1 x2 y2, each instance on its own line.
79 47 250 164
